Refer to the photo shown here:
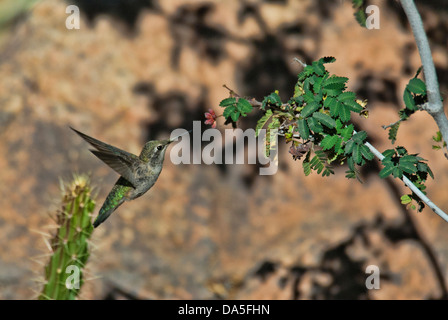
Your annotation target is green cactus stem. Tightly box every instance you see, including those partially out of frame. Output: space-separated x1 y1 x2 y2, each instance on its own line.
39 174 95 300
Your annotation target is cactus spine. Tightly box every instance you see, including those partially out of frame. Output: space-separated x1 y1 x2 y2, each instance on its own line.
39 174 95 300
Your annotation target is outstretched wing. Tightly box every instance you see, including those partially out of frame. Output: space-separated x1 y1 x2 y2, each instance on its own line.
71 127 141 187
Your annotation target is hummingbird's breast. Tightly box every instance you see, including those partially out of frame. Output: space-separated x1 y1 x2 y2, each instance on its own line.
128 163 162 200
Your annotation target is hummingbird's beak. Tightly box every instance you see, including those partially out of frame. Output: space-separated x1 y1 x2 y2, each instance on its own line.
169 129 192 143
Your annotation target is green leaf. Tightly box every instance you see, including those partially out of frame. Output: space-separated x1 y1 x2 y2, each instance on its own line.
310 150 334 177
399 162 417 174
382 149 396 158
344 99 363 113
396 146 407 156
379 165 394 178
321 135 338 150
262 92 282 109
324 96 337 109
301 101 320 118
230 110 240 122
312 112 336 128
340 124 354 141
294 83 304 98
307 117 323 133
291 96 304 106
392 167 403 179
323 75 347 96
303 90 316 103
337 91 356 102
319 56 336 64
329 100 341 117
297 118 310 140
268 117 280 130
407 78 426 95
399 155 419 164
237 98 253 116
352 143 362 164
427 166 434 179
345 168 362 182
255 110 273 137
312 60 326 76
344 139 355 155
417 161 433 179
298 65 315 81
401 194 412 205
338 104 351 122
360 144 374 161
223 105 237 120
388 122 400 144
354 9 367 28
345 170 356 179
219 97 237 107
323 84 344 97
403 89 416 111
352 131 367 144
324 76 349 87
312 75 325 93
303 158 311 176
312 60 325 76
347 156 355 171
433 131 442 142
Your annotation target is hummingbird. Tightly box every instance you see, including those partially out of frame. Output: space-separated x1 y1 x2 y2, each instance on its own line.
71 127 187 228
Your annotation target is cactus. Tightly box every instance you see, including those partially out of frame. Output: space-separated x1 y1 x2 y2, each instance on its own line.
39 174 96 300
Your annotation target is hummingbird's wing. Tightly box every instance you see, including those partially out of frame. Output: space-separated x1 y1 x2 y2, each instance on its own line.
71 127 142 187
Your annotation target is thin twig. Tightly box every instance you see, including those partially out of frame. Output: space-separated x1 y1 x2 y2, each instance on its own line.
382 119 402 130
293 57 307 68
221 84 448 222
362 134 448 222
223 84 239 97
400 0 448 156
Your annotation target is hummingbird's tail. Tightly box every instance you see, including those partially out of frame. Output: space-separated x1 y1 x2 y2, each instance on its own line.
93 198 125 228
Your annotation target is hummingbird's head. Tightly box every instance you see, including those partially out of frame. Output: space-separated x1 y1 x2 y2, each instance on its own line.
141 139 172 165
141 130 191 166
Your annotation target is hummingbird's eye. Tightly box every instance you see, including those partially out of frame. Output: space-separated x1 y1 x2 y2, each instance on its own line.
156 145 163 151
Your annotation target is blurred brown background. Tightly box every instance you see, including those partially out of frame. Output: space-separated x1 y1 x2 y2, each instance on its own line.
1 0 448 299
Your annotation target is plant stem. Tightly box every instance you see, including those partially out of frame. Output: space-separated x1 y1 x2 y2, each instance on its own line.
227 88 448 222
362 135 448 222
400 0 448 155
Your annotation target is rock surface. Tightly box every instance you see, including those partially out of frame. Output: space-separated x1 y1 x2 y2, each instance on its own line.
0 0 447 299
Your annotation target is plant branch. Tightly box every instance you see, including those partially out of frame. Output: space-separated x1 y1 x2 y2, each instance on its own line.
223 85 448 222
362 134 448 223
382 119 402 130
400 0 448 155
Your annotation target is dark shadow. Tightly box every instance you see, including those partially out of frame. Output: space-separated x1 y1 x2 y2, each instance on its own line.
133 82 207 140
168 3 227 68
356 74 400 107
242 208 446 299
415 0 448 13
70 0 160 31
254 260 277 282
